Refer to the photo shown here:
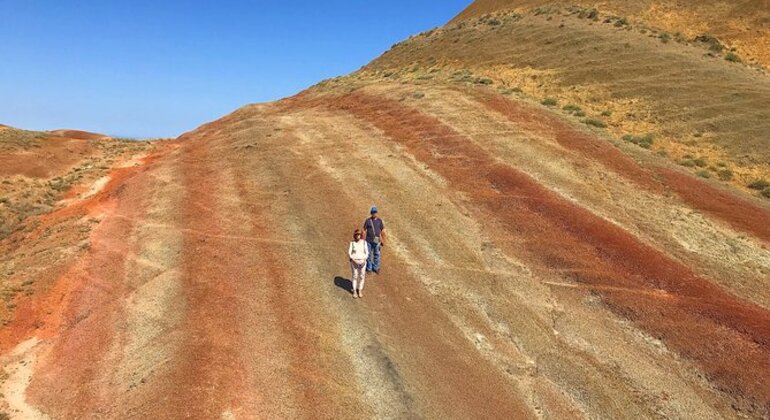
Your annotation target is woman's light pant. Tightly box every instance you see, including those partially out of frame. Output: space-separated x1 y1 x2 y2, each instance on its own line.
351 261 367 291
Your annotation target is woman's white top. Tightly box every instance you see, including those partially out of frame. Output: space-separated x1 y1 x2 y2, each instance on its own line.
348 239 369 264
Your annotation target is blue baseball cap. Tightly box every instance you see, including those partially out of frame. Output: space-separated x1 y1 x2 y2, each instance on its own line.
370 207 378 214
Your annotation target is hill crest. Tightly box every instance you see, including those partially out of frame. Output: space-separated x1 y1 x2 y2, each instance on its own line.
451 0 770 69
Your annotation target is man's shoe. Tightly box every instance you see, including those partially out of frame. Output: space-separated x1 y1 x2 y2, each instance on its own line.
373 269 380 274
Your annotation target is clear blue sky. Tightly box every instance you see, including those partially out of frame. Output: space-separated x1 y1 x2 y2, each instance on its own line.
0 1 470 138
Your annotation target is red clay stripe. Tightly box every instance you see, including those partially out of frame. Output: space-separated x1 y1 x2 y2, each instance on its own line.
305 91 770 415
477 90 770 243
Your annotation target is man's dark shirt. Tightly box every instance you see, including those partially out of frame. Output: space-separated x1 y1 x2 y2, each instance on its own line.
363 217 384 242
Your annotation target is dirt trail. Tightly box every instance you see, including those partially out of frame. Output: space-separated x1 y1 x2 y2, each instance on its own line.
3 83 770 418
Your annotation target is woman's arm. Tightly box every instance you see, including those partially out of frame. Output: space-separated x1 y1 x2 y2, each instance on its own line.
348 242 354 260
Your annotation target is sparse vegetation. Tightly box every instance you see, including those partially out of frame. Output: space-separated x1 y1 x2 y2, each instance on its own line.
697 170 711 179
622 133 654 149
475 78 494 85
563 104 586 117
725 52 742 63
614 17 629 28
659 33 671 43
583 118 607 128
0 128 46 150
717 169 734 181
680 156 707 168
695 34 725 53
542 97 558 107
762 187 770 199
563 104 582 113
412 92 426 99
748 179 770 190
577 7 599 20
533 6 556 16
601 110 612 117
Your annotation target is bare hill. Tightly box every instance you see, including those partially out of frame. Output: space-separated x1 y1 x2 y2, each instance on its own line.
2 2 770 419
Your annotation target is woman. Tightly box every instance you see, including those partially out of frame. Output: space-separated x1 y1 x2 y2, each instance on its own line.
348 229 370 298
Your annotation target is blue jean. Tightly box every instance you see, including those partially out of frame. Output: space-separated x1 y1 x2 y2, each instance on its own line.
366 241 381 271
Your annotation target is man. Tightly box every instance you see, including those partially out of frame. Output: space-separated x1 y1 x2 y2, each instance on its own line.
363 207 386 274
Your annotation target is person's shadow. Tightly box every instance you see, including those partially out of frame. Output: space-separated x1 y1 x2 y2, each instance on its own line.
334 276 353 295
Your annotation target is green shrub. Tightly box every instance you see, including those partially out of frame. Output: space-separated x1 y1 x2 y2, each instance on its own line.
622 133 654 149
748 179 770 190
578 8 599 20
542 98 558 107
717 169 734 181
683 158 708 168
476 78 494 85
762 187 770 199
573 110 586 117
614 17 629 27
679 159 696 167
563 104 582 113
725 52 741 63
601 110 612 117
697 170 711 179
659 33 671 43
694 34 717 44
583 118 607 128
656 149 669 157
412 92 426 99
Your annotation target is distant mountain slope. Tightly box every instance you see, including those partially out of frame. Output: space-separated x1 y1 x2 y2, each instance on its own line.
0 125 152 331
451 0 770 69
